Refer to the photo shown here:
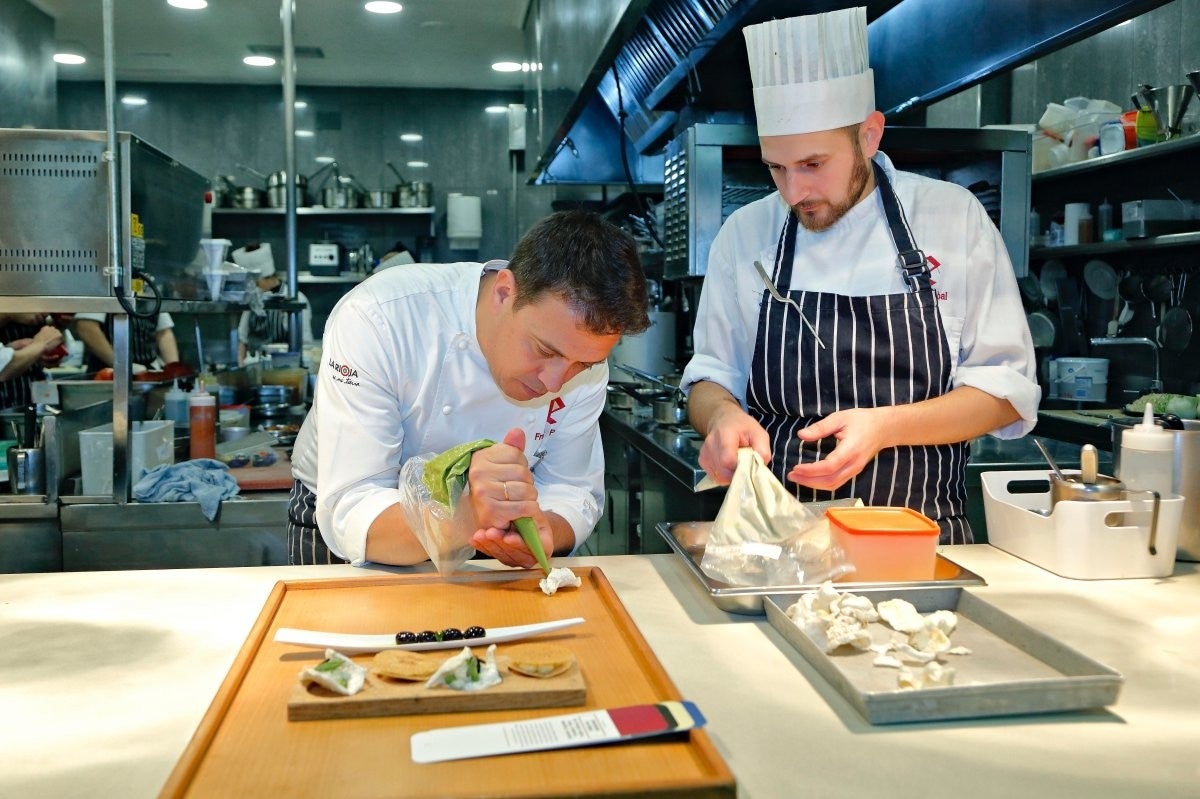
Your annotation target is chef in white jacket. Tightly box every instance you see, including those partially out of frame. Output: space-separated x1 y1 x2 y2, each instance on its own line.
289 211 650 566
681 7 1039 542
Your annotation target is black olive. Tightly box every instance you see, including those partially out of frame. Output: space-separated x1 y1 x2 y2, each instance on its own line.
441 627 464 641
395 631 416 644
463 625 485 639
417 630 438 643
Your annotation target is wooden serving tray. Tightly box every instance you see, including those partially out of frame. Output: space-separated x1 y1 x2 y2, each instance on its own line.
288 659 586 721
160 567 734 799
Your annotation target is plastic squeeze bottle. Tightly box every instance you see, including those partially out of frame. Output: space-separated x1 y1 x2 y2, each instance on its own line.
164 380 189 429
188 383 217 460
1118 403 1175 496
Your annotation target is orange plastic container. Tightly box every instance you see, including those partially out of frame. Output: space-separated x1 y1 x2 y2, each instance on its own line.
826 506 939 582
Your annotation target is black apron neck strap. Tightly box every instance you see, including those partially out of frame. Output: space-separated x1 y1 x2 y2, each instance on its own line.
771 160 932 293
872 160 931 292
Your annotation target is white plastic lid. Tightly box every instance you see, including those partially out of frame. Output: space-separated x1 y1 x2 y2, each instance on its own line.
1122 403 1174 452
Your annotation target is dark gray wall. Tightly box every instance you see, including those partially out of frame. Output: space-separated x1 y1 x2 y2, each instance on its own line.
0 0 56 128
55 81 558 263
928 0 1200 129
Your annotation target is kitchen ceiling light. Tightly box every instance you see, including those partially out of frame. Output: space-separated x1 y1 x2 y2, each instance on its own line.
492 61 522 73
315 156 335 164
54 53 86 65
294 101 307 109
296 130 315 138
243 55 276 68
485 106 508 114
365 1 403 13
121 95 148 106
400 133 423 142
406 161 429 168
167 0 208 9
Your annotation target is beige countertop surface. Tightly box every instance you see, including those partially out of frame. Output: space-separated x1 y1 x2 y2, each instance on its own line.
1 548 1197 798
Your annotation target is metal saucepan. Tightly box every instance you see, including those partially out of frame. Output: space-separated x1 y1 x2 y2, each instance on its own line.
386 160 408 203
363 189 395 208
266 170 308 207
231 185 264 209
649 391 688 425
606 384 636 411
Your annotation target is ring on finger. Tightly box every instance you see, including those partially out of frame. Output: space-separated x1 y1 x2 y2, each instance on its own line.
503 481 510 501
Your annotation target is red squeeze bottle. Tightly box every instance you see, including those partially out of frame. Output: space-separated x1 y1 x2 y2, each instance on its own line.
188 384 217 460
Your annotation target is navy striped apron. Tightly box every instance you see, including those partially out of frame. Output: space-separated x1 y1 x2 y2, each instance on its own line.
747 161 970 543
287 480 349 565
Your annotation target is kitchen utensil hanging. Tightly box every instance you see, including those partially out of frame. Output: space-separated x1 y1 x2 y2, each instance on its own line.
1039 259 1068 306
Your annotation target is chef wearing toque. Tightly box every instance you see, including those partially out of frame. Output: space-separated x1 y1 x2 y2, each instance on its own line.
681 7 1039 542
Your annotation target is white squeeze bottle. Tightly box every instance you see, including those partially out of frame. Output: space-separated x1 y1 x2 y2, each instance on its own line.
164 380 189 429
1118 403 1175 496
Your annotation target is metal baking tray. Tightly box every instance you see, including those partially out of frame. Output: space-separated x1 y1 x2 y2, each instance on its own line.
656 521 985 615
764 588 1123 724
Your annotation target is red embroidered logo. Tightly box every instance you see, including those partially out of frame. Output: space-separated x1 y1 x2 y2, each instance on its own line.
546 397 565 424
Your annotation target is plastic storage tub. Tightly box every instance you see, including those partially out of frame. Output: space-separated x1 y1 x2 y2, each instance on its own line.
826 506 940 581
982 469 1182 579
79 420 174 495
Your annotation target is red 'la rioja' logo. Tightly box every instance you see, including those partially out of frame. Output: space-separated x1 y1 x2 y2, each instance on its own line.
546 397 565 424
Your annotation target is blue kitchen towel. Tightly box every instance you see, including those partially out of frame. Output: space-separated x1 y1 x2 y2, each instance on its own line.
133 458 241 521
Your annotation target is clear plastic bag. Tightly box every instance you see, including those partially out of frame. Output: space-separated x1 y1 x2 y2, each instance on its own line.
398 453 476 577
699 448 855 587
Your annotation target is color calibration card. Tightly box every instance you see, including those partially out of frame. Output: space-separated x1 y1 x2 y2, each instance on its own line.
410 701 706 764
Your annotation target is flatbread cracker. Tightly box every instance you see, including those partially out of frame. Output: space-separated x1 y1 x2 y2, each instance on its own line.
371 649 441 681
504 642 575 678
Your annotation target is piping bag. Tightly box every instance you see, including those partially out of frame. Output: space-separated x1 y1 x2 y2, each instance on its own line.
423 439 551 574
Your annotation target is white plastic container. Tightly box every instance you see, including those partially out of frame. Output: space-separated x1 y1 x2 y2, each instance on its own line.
982 470 1182 579
79 420 175 495
1118 404 1175 497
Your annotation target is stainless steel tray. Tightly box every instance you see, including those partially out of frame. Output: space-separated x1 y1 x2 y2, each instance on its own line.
656 521 985 615
764 588 1123 724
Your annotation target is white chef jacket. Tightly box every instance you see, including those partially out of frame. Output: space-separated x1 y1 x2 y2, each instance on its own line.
290 260 607 565
682 152 1040 439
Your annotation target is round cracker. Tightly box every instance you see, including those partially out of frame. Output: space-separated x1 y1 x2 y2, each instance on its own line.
371 649 441 681
504 642 575 678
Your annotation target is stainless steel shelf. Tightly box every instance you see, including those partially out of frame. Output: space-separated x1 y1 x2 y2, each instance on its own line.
1030 230 1200 259
212 206 435 215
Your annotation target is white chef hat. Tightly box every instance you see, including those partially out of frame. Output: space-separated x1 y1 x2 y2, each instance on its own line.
743 6 875 136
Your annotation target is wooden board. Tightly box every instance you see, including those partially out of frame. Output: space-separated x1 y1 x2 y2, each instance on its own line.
288 659 586 721
229 449 294 491
161 567 735 799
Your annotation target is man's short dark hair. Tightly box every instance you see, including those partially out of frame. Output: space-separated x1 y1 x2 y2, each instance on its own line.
508 210 651 336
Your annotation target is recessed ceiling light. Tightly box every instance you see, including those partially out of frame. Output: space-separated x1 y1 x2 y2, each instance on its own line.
492 61 522 73
399 133 423 142
121 95 148 106
244 55 276 67
314 156 335 164
54 53 86 65
294 100 307 109
406 161 428 168
295 130 314 138
485 106 508 114
365 1 403 13
167 0 208 9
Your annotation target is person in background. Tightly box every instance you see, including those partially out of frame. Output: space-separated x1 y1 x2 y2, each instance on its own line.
681 7 1039 543
288 210 650 566
0 313 65 408
72 311 180 373
373 239 416 271
236 263 314 365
